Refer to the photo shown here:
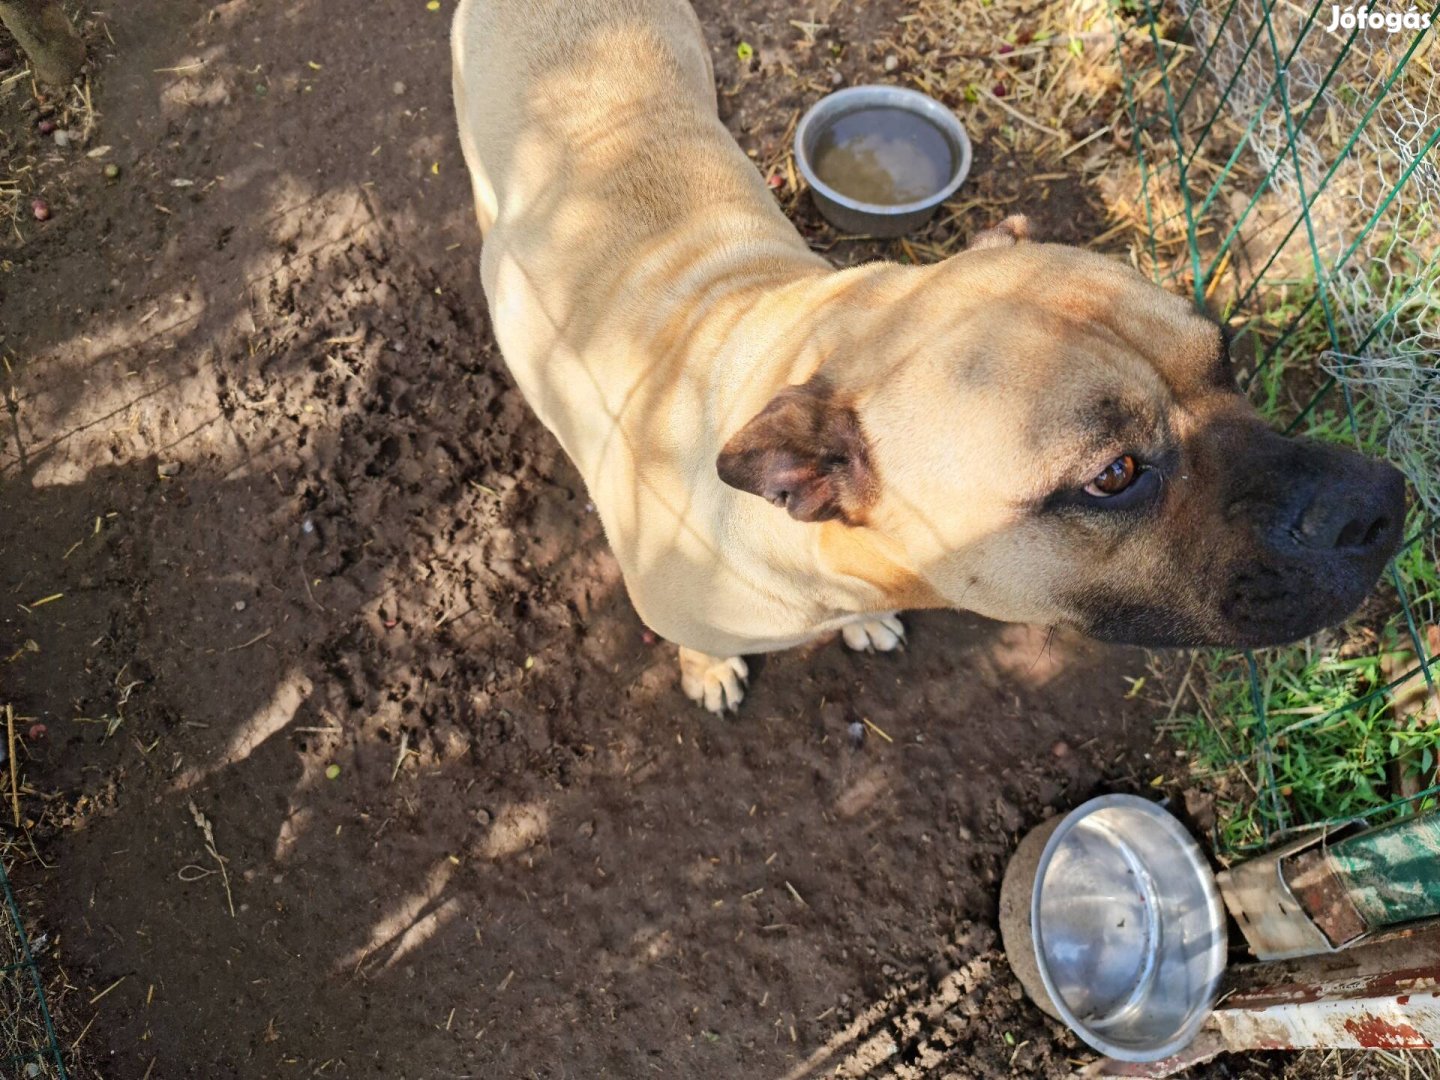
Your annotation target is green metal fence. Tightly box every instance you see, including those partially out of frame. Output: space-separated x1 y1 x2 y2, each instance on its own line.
1113 0 1439 852
0 858 66 1078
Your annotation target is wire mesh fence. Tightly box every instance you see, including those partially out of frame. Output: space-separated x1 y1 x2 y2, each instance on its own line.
1112 0 1439 852
0 857 66 1078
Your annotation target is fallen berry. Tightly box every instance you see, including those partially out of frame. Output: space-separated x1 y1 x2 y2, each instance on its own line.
37 119 56 135
325 764 341 780
31 198 50 221
28 723 47 741
104 163 121 179
993 83 1008 98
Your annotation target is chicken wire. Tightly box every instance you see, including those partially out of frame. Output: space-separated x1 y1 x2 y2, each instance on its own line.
1113 0 1439 844
0 858 65 1078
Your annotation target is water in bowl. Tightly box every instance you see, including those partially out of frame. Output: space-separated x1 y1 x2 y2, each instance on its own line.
811 106 955 206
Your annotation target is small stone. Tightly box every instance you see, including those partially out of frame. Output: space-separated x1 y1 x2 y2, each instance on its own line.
301 518 315 534
104 163 121 180
577 820 595 839
53 129 71 147
392 81 407 95
234 599 247 612
847 720 865 749
1051 739 1071 758
475 807 492 826
1009 983 1024 1001
883 54 899 72
156 461 182 478
830 70 843 86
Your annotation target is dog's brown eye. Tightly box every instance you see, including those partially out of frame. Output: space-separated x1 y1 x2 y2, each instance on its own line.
1086 455 1138 497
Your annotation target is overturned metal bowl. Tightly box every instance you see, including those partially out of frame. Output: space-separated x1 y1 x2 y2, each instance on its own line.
794 84 971 238
999 795 1227 1063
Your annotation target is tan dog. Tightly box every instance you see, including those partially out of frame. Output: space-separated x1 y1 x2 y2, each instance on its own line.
452 0 1405 713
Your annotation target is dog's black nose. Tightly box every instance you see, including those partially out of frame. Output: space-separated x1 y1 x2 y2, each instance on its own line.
1293 461 1407 552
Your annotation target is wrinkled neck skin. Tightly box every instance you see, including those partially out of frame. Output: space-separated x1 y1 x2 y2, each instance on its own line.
693 260 966 625
536 233 963 654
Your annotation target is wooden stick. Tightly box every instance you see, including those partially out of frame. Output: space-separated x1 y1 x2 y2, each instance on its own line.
979 87 1067 141
6 703 18 827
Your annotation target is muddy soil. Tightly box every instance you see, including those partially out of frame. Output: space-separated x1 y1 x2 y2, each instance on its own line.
1 1 1282 1077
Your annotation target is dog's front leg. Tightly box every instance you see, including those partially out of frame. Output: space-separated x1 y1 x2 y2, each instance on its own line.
678 647 749 715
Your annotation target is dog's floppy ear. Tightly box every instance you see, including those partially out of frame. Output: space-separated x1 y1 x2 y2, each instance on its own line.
717 378 876 525
967 214 1031 250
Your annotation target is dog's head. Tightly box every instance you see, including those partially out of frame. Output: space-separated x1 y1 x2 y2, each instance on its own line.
717 218 1406 648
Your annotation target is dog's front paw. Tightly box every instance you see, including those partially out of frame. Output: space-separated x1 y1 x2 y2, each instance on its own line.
841 613 906 653
678 648 749 714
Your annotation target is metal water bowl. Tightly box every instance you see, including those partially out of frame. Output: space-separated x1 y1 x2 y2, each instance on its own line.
793 84 972 238
1000 794 1228 1063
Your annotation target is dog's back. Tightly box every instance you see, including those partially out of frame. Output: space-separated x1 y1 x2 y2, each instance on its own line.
451 0 716 236
450 0 843 659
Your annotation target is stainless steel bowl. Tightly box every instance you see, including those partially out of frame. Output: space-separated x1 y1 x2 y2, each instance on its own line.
999 795 1227 1063
793 85 972 238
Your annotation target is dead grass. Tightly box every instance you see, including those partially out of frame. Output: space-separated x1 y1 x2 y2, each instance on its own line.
1289 1049 1440 1080
0 840 65 1076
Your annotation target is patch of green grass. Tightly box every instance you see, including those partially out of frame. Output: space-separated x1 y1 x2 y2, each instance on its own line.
1172 620 1438 856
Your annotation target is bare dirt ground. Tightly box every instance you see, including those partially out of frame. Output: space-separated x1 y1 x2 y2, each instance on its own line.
1 1 1295 1077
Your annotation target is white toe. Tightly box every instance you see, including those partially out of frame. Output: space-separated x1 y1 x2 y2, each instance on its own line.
679 651 749 714
842 613 906 653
